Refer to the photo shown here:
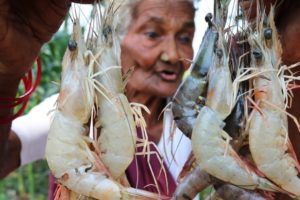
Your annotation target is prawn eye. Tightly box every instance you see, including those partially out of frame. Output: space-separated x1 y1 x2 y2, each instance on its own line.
264 28 272 40
68 40 77 51
103 25 112 41
205 13 213 26
253 49 262 59
216 48 223 58
205 13 213 23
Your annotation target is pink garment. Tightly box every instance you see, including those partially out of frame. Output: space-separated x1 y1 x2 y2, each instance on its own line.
48 128 176 199
48 173 56 200
126 128 176 197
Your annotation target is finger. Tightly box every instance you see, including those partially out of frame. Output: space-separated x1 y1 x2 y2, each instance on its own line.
17 0 70 43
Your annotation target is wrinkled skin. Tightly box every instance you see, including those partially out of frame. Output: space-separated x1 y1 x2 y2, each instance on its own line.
120 0 195 142
121 0 194 98
0 0 94 77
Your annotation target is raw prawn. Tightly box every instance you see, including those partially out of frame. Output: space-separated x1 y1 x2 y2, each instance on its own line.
89 0 138 181
173 36 251 200
171 13 218 138
89 2 168 195
45 13 163 200
171 14 218 200
192 107 282 192
247 7 300 198
191 2 283 192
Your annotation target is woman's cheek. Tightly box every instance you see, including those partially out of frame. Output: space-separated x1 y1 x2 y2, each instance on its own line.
121 35 141 70
131 47 160 70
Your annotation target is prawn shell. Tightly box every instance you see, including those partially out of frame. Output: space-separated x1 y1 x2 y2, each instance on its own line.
247 8 300 196
98 93 137 179
192 106 278 191
249 108 300 196
171 27 217 138
206 60 233 120
46 112 90 178
46 3 164 199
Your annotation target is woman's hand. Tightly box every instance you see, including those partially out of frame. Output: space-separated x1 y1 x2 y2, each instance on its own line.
0 0 94 78
0 0 94 178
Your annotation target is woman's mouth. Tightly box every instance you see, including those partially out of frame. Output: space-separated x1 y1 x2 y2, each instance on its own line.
158 70 179 82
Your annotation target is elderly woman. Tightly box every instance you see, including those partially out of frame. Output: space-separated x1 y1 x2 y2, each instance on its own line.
0 0 195 199
121 0 195 193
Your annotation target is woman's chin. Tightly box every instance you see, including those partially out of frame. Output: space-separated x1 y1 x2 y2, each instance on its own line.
149 83 179 98
126 76 181 98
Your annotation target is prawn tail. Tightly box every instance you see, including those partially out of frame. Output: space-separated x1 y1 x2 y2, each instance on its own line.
256 177 289 194
216 184 271 200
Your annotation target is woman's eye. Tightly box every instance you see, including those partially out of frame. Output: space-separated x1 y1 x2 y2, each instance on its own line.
145 31 159 39
178 34 192 45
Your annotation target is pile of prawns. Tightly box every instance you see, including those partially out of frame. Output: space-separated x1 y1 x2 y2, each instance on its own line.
44 0 300 199
45 0 167 199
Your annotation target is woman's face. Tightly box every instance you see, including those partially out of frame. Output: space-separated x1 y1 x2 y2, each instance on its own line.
121 0 195 98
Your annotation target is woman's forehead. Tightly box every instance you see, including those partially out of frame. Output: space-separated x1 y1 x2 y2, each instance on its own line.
133 0 194 20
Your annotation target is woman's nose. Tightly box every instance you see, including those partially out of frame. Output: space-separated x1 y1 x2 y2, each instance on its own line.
162 36 180 64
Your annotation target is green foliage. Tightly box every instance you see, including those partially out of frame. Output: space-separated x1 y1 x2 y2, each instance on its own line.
199 185 216 199
0 26 70 200
0 160 49 200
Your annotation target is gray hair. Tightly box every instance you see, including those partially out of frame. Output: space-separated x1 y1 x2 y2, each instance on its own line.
124 0 194 18
116 0 194 38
